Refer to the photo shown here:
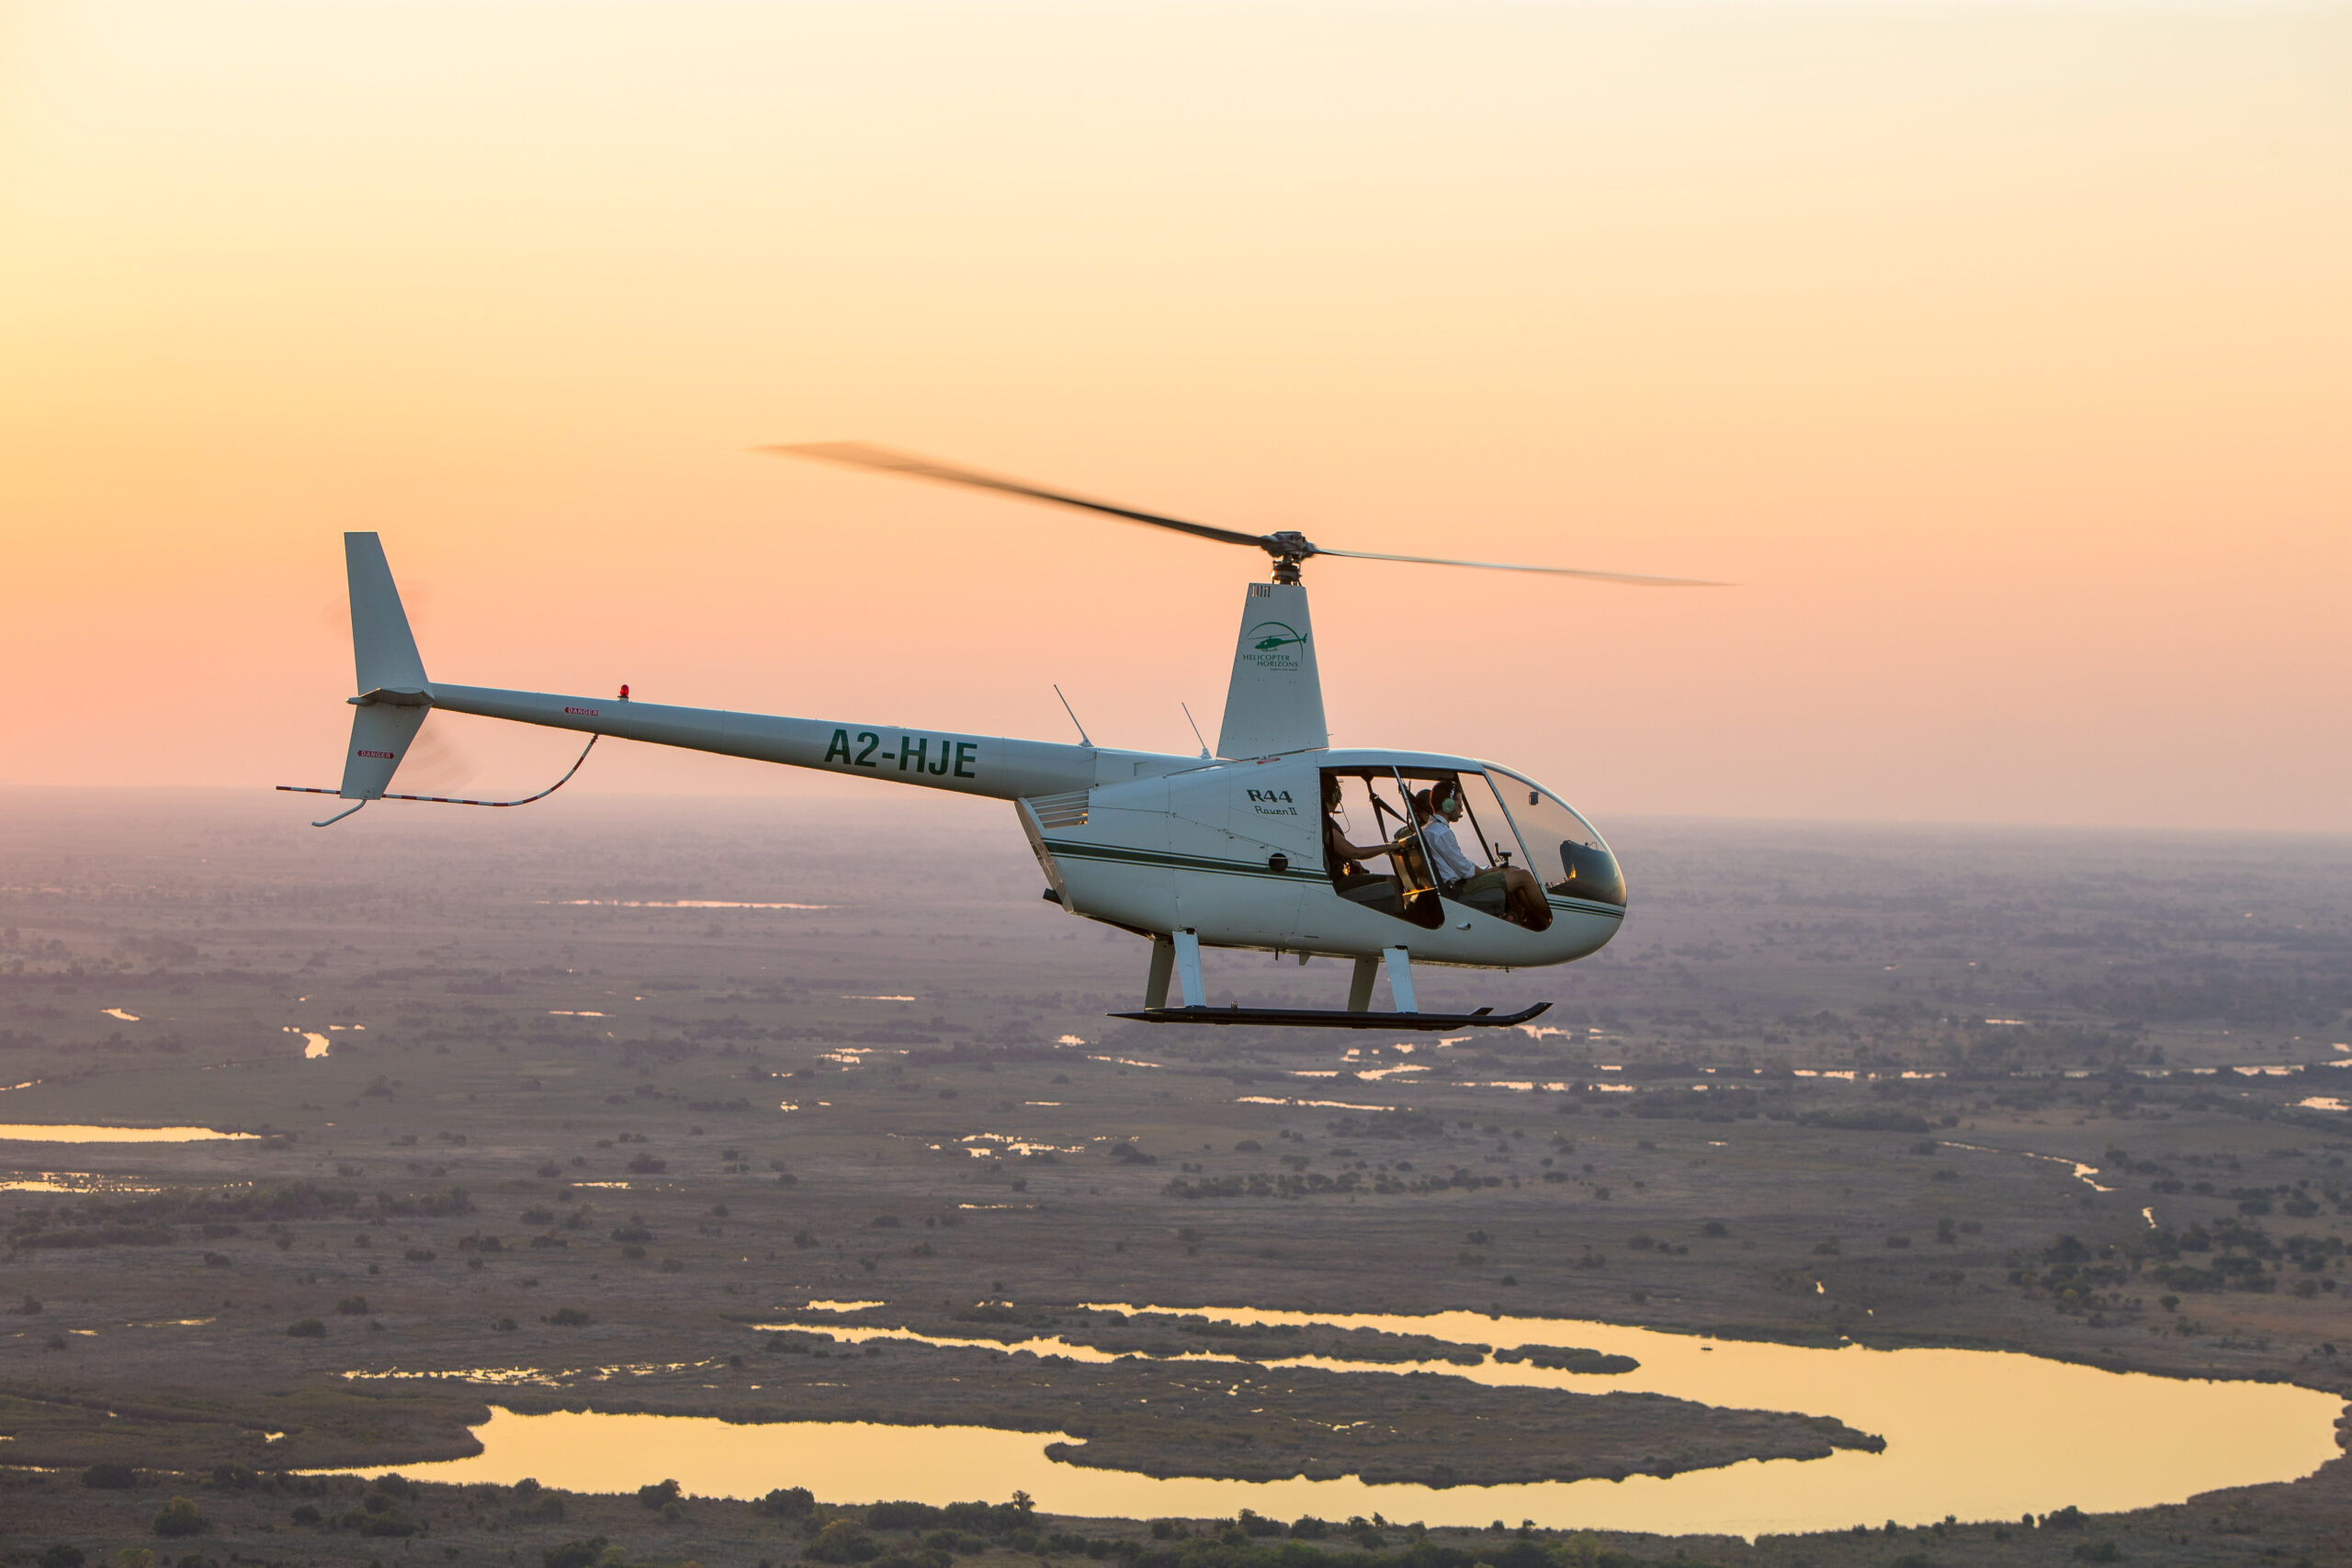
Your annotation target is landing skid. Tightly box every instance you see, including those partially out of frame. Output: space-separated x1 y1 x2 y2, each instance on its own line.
1109 1001 1551 1031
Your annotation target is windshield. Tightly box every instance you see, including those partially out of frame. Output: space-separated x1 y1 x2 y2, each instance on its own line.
1489 769 1626 908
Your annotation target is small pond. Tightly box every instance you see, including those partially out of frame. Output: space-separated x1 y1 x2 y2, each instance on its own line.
0 1124 258 1143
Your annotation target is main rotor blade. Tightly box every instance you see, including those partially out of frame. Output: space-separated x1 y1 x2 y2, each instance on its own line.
1313 547 1729 587
763 442 1271 552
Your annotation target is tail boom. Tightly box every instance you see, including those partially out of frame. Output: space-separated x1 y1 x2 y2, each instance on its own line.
426 682 1151 802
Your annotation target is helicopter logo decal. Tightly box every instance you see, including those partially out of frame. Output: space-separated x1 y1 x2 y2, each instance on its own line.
1248 621 1307 652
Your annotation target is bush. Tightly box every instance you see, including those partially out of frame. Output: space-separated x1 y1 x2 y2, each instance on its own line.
39 1545 85 1568
153 1498 210 1538
548 1307 591 1325
290 1505 322 1526
286 1317 326 1337
808 1520 878 1562
1289 1517 1329 1540
639 1478 683 1510
334 1294 370 1314
81 1463 137 1489
756 1485 817 1519
541 1538 607 1568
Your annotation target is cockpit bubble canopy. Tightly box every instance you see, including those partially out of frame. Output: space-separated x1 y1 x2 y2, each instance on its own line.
1487 767 1626 908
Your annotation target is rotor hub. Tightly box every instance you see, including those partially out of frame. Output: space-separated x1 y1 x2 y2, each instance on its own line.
1262 530 1316 584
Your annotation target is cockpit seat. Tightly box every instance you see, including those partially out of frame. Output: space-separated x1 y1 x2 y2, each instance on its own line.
1452 880 1510 917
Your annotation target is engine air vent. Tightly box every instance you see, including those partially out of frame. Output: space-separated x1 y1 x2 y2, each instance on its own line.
1025 791 1091 829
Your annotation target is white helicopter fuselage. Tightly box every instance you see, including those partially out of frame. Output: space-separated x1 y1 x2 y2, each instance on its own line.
418 681 1623 968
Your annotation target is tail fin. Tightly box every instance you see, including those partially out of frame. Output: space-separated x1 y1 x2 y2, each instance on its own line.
337 533 431 800
347 532 428 694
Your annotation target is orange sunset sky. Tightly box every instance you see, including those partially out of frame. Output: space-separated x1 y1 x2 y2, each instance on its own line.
3 3 2346 831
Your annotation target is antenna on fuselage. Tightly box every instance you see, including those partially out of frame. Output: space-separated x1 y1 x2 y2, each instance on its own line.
1181 702 1212 761
1053 684 1092 747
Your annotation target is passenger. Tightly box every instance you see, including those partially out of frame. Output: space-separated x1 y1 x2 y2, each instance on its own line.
1414 783 1550 930
1322 777 1400 884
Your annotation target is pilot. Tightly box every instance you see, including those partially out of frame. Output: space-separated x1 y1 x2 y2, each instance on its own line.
1322 777 1399 884
1414 783 1549 929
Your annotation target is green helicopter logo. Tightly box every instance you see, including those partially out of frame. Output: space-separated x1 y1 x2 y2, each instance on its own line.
1247 622 1308 653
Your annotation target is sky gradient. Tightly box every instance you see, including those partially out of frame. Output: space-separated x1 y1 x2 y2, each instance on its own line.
4 3 2346 830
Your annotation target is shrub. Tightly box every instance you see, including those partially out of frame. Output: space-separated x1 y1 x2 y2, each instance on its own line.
81 1463 137 1489
153 1497 210 1538
639 1478 683 1510
1289 1517 1329 1540
807 1520 877 1562
548 1307 591 1325
290 1505 322 1526
286 1317 326 1337
756 1486 816 1519
39 1545 85 1568
334 1294 370 1315
542 1538 608 1568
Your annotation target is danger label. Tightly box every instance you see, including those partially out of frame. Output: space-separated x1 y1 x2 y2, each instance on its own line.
564 706 599 716
356 750 396 760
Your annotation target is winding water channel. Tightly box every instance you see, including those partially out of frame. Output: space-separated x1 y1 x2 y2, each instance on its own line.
357 1303 2341 1538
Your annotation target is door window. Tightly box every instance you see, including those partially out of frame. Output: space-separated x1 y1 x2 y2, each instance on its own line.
1317 768 1442 928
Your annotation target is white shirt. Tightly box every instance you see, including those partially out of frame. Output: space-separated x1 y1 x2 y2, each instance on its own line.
1419 814 1481 883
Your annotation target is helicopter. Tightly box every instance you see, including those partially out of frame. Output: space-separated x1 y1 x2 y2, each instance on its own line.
284 444 1720 1030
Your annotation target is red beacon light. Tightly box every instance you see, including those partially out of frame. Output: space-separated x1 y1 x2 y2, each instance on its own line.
618 683 630 700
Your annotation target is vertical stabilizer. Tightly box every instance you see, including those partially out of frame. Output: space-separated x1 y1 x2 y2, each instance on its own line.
337 533 431 799
1216 581 1328 758
346 532 428 694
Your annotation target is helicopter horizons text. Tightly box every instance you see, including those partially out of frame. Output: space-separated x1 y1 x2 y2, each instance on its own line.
823 728 978 778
